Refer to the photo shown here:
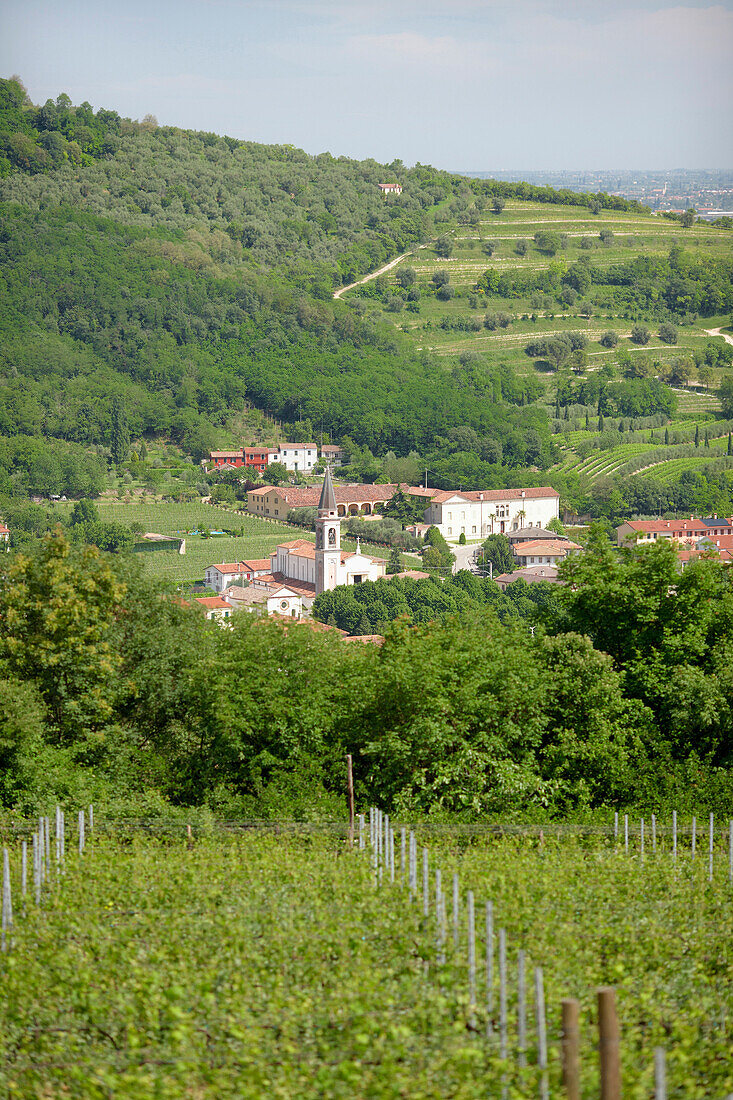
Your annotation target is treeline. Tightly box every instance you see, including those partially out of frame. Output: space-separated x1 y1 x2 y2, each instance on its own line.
312 570 560 635
477 249 733 319
1 530 731 818
0 79 122 175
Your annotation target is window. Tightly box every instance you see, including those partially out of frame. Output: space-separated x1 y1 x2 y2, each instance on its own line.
472 526 476 534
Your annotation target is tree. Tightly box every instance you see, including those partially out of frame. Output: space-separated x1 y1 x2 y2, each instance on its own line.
387 547 403 575
681 208 696 228
630 324 650 346
515 239 528 256
600 331 619 349
719 375 733 418
383 489 426 524
492 196 505 214
0 529 127 738
434 235 453 258
266 462 290 484
659 322 678 344
534 231 561 255
395 267 416 289
432 269 450 287
599 229 614 244
480 534 515 575
109 397 130 464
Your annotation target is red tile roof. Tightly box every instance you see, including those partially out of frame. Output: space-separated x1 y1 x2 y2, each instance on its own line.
514 539 580 556
194 596 230 610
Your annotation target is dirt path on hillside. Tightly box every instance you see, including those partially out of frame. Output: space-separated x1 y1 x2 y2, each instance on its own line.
333 244 428 299
704 327 733 347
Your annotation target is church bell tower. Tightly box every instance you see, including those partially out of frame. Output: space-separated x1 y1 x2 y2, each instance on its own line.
315 467 341 595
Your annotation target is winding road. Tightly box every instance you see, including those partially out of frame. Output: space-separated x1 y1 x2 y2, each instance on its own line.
333 244 428 300
704 327 733 348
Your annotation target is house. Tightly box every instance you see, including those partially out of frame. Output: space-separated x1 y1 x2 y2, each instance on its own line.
493 566 560 590
411 486 560 540
616 518 710 545
203 559 271 593
512 539 580 567
378 183 403 195
0 523 9 549
244 447 279 474
209 450 245 469
191 596 233 623
507 526 566 546
276 443 318 473
223 583 303 618
320 444 345 466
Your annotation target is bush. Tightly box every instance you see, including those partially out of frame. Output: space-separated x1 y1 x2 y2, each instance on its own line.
631 324 651 346
600 331 619 348
659 322 678 344
436 285 455 301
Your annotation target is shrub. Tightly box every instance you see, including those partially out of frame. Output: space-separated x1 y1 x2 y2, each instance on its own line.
600 331 619 348
631 324 651 346
659 322 678 344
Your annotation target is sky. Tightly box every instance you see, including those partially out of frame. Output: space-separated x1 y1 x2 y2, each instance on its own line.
2 0 732 170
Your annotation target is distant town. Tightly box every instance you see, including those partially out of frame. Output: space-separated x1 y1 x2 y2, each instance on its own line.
461 169 733 217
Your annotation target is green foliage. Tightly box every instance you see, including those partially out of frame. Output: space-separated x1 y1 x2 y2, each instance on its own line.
480 533 515 574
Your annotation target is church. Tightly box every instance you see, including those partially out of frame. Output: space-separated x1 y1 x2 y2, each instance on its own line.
251 469 386 613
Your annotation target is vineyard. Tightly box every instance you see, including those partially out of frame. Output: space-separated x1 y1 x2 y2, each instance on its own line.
1 808 732 1098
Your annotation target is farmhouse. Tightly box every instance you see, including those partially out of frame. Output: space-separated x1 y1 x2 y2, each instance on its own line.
378 183 402 195
247 482 403 519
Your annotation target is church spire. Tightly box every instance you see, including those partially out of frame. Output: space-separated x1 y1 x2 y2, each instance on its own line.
318 466 337 514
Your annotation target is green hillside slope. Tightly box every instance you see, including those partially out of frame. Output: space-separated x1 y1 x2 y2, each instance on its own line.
1 76 732 521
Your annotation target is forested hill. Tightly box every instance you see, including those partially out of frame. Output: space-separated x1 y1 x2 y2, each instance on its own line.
0 77 645 497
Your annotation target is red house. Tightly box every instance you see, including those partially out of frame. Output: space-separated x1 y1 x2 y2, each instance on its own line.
244 447 278 474
210 450 244 468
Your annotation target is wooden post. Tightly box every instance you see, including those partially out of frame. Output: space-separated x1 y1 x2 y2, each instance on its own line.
346 754 355 849
598 987 621 1100
561 998 581 1100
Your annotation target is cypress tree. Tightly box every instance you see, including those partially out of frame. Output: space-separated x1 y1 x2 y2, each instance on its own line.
728 431 732 456
585 411 590 429
110 396 130 465
704 430 710 448
695 424 700 448
665 428 670 445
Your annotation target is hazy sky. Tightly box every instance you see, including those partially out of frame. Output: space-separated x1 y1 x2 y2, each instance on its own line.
2 0 732 169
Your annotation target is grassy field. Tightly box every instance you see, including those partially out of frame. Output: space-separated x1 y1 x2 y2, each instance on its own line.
1 819 731 1097
52 501 407 586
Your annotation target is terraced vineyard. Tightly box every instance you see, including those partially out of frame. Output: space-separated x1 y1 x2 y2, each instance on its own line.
351 199 732 380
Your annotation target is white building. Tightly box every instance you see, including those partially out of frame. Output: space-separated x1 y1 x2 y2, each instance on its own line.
410 486 560 541
203 559 271 594
276 443 318 472
223 583 303 618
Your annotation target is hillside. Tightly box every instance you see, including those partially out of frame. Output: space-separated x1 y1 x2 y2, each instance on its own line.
348 197 733 513
1 77 732 522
